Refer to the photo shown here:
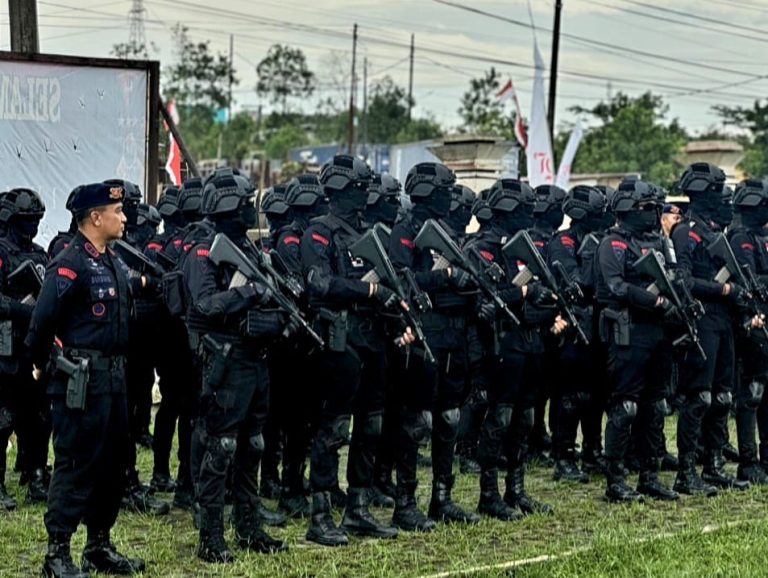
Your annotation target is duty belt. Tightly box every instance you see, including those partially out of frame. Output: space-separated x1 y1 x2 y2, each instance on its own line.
63 348 125 371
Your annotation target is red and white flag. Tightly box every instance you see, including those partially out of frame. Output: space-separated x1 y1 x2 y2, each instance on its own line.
555 120 584 190
164 99 182 186
526 42 554 187
496 78 528 149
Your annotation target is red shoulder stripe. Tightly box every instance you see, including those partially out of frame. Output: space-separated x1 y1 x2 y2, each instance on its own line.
400 238 415 250
689 231 702 243
146 242 164 251
283 236 301 246
561 236 576 247
312 233 330 246
479 250 495 262
57 267 77 280
611 240 627 250
741 242 755 251
196 248 210 258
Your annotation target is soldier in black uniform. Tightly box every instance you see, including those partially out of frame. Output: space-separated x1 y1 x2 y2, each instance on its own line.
457 191 494 476
183 168 288 563
0 188 50 506
728 180 768 484
670 163 756 495
47 187 79 259
27 182 146 578
364 173 402 230
387 163 479 531
301 155 412 546
528 184 566 467
594 180 679 502
548 186 607 483
104 180 170 517
271 175 328 518
261 184 291 252
467 179 562 520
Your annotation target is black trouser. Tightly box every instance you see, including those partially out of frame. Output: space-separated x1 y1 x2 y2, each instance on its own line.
373 340 401 486
46 380 129 535
678 318 734 457
457 326 489 461
268 345 315 494
309 345 387 492
196 348 269 510
153 319 196 483
125 318 157 486
604 334 669 467
3 368 51 477
735 334 768 466
553 341 592 460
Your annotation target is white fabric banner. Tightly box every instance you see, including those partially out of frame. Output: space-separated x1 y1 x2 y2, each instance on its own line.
526 42 554 188
555 120 584 190
0 59 148 246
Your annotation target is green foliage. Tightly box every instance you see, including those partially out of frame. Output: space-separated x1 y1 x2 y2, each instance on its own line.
256 44 316 115
714 100 768 178
265 124 308 160
110 40 149 60
164 24 236 110
365 76 410 143
567 91 688 187
458 67 517 138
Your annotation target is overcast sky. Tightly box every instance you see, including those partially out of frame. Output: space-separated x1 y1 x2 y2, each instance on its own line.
1 0 766 135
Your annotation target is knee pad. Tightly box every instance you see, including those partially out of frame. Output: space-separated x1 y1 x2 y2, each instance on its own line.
403 410 432 444
519 407 535 430
325 416 351 451
653 398 670 418
711 391 733 416
685 390 711 418
439 408 460 429
362 412 383 439
468 387 489 407
485 404 513 439
203 435 237 475
248 433 265 453
743 382 765 411
609 400 638 428
576 391 591 406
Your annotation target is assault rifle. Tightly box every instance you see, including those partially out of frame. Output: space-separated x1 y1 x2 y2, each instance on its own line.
8 259 43 305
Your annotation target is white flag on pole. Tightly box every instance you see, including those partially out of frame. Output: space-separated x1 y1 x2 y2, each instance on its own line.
526 42 554 187
555 119 583 190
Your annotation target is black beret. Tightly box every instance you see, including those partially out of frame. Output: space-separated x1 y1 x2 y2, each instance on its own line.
71 182 125 213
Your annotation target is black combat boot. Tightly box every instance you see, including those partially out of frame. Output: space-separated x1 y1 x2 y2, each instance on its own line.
737 463 768 485
340 487 398 538
278 462 310 518
504 467 554 515
428 475 480 524
368 485 395 508
260 475 282 501
392 482 436 532
306 491 348 547
149 472 176 494
673 453 718 497
81 529 146 575
42 533 89 578
581 446 607 475
328 483 347 510
26 467 49 504
723 441 740 463
702 451 750 491
369 467 395 508
478 469 522 521
553 456 589 483
233 502 287 554
122 480 170 516
197 506 234 563
253 496 286 527
637 460 679 501
605 460 643 503
660 451 679 472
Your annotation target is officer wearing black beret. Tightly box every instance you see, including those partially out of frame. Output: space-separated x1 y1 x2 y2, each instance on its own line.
26 182 146 578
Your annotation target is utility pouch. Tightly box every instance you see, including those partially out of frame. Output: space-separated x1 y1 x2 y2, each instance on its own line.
201 335 232 389
162 270 186 318
599 309 630 346
57 355 90 410
319 308 348 352
0 320 12 357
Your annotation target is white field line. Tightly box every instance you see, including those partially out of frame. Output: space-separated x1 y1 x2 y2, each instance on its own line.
415 520 746 578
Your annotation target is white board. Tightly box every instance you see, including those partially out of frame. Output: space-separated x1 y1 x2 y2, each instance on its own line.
0 58 148 247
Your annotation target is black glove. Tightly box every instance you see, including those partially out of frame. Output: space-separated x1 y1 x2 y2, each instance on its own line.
373 284 400 310
477 300 496 323
282 315 301 340
657 297 680 323
449 267 475 290
728 282 750 307
526 283 557 307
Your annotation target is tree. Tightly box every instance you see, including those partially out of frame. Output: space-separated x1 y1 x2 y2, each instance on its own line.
458 67 515 137
111 40 149 60
164 24 236 111
563 92 688 187
256 44 316 115
265 125 308 160
365 77 411 143
714 100 768 178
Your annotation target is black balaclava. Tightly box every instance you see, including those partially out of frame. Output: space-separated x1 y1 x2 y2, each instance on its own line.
365 197 400 228
9 215 41 244
739 206 768 231
620 208 659 235
412 186 452 225
494 204 534 236
689 193 721 223
132 222 157 248
445 203 473 235
123 201 140 229
714 201 734 230
535 207 564 233
330 183 369 227
574 213 608 234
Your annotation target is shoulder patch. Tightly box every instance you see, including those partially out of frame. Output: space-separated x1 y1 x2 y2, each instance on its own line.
146 242 164 252
312 233 330 246
479 250 495 262
561 236 576 247
173 239 182 247
196 248 210 258
283 236 301 246
610 239 627 262
688 231 702 243
611 240 628 250
533 240 545 248
741 242 755 251
57 267 77 280
183 243 192 253
400 237 415 250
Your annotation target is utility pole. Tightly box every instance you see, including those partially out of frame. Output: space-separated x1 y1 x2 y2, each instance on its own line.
362 58 368 158
9 0 40 53
547 0 563 143
228 34 234 123
407 33 415 120
347 23 358 155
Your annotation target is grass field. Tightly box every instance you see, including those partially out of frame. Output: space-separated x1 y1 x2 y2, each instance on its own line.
1 419 767 577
